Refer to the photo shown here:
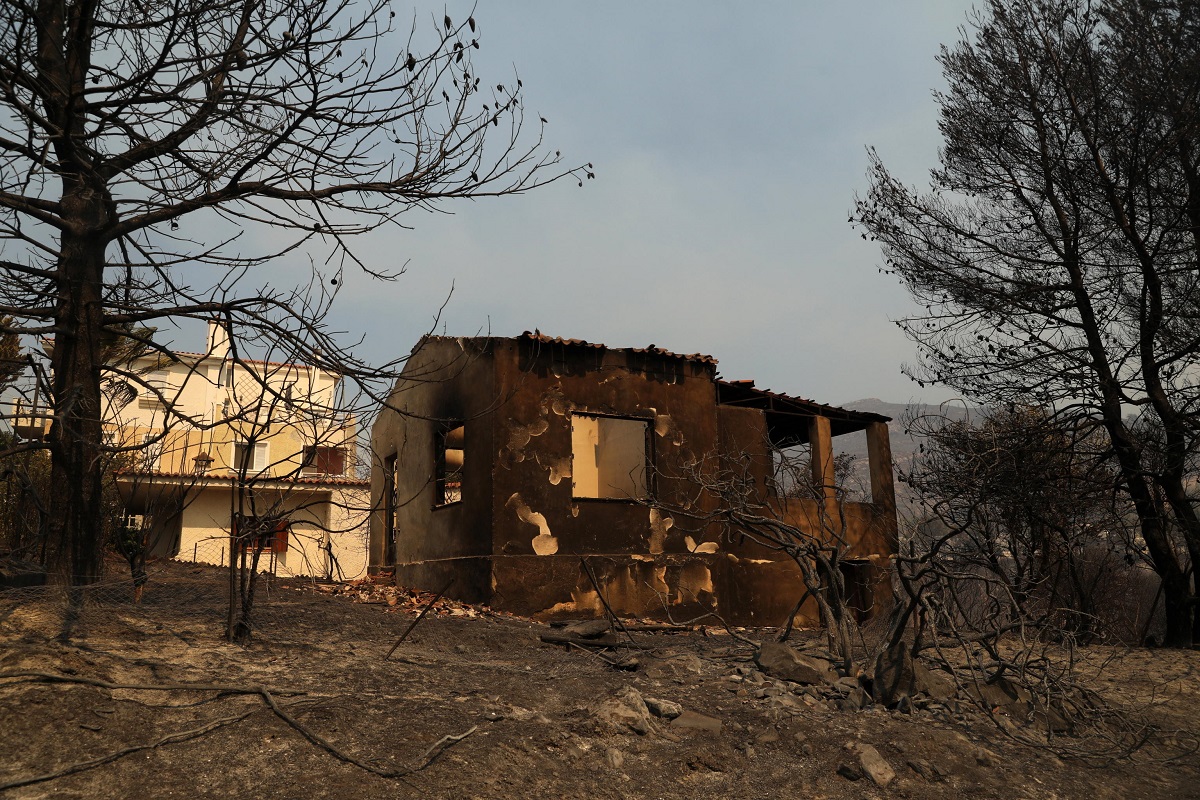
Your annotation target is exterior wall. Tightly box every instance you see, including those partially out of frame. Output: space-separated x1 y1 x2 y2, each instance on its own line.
370 335 898 626
166 482 368 579
369 338 496 602
485 338 724 618
102 324 369 578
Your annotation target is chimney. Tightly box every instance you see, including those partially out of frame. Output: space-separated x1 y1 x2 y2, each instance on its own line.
206 320 229 360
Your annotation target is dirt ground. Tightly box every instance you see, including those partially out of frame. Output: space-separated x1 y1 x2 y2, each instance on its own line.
1 560 1198 800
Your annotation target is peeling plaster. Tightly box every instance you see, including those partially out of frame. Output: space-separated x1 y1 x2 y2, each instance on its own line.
505 492 558 555
685 535 719 554
541 385 572 417
502 418 549 463
648 508 674 554
654 414 685 447
537 453 573 486
678 563 714 603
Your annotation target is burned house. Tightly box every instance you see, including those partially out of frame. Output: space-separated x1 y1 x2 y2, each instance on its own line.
369 333 897 626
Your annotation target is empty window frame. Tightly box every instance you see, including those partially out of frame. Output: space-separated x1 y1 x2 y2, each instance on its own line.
435 424 464 506
231 440 269 474
383 454 398 563
571 413 650 499
302 445 346 475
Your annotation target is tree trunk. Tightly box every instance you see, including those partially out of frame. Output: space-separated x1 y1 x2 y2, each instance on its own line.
45 186 108 585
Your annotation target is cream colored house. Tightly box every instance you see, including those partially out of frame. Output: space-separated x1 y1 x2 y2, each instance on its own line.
100 322 370 580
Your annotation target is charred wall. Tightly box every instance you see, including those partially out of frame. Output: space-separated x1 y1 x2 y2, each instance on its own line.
369 337 496 602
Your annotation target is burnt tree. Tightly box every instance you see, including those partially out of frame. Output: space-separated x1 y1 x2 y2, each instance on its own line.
854 0 1200 645
0 1 583 586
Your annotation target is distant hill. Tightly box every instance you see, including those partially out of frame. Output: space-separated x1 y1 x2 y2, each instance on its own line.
827 399 977 503
835 398 974 465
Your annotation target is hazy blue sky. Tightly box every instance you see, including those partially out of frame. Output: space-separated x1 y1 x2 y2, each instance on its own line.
264 2 980 405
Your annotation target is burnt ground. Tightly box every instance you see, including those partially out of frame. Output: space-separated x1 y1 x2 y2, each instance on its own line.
1 560 1198 800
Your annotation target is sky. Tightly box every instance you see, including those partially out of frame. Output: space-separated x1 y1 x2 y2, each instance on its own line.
251 2 980 406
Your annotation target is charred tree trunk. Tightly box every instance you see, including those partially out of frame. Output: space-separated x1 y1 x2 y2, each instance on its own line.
45 185 109 586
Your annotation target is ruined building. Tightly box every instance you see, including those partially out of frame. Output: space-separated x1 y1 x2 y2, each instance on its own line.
369 333 896 626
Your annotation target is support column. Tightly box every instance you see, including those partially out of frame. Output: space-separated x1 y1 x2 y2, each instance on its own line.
866 420 898 551
808 415 837 508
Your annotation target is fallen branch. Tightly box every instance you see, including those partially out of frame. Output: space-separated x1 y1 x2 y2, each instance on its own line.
260 688 474 777
0 672 477 785
0 709 258 791
385 578 454 661
539 630 649 649
0 671 306 697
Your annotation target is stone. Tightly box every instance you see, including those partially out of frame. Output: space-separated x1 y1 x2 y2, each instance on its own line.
644 653 704 679
906 758 937 781
755 728 781 744
856 743 897 787
644 697 683 720
605 747 625 770
841 687 871 712
594 687 655 735
755 642 838 686
974 747 1001 768
837 762 865 781
670 710 723 733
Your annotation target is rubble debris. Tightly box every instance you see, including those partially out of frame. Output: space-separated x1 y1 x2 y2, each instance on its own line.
643 697 683 720
670 710 722 733
754 642 839 685
593 687 656 735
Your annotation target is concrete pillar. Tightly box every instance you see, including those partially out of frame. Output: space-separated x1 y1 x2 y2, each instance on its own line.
866 420 898 551
866 421 895 508
808 415 837 508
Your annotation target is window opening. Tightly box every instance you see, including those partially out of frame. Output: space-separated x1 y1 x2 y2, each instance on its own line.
232 515 289 553
303 445 346 475
571 414 650 499
232 440 269 474
435 424 464 505
384 454 397 563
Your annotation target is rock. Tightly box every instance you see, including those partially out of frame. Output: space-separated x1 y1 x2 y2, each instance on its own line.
840 687 871 712
914 662 955 700
755 728 781 744
605 747 625 770
565 619 611 638
755 642 838 686
670 710 723 733
907 758 938 781
644 653 704 679
855 743 897 787
594 687 655 735
974 747 1001 768
644 697 683 720
837 762 865 781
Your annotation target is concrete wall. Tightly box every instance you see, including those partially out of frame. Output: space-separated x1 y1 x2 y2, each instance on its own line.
369 338 496 601
370 335 898 626
131 481 369 580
